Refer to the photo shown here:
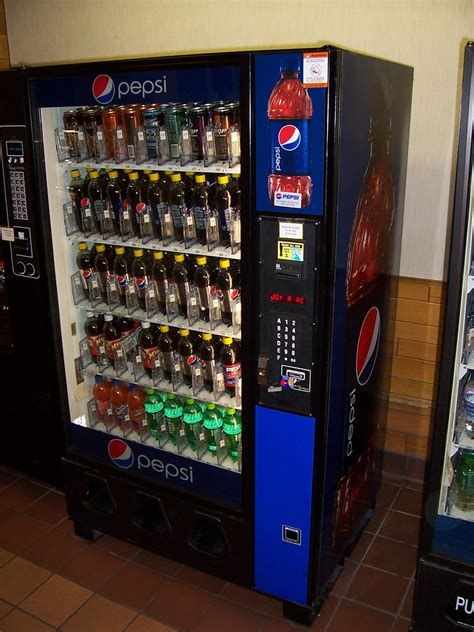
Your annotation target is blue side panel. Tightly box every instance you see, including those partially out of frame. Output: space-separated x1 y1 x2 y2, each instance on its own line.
254 405 315 604
67 423 241 509
433 515 474 563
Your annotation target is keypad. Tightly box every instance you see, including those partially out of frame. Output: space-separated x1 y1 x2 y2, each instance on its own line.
10 170 28 221
275 316 298 364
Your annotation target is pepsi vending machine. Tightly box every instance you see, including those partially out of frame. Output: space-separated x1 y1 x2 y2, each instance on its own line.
0 47 412 623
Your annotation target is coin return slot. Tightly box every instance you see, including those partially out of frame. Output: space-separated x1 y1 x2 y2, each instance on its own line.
188 512 228 558
81 475 115 516
282 525 301 545
133 492 171 536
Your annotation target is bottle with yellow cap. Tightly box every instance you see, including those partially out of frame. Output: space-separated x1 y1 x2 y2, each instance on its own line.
199 333 217 392
157 324 175 383
192 174 210 245
131 248 149 311
113 246 129 306
87 169 106 232
160 170 174 199
106 171 123 235
194 256 211 321
172 253 189 318
151 251 168 314
177 329 197 387
219 336 241 397
82 167 95 199
169 173 185 242
217 258 240 325
215 175 232 246
67 169 84 232
126 172 143 238
147 172 164 240
94 244 111 303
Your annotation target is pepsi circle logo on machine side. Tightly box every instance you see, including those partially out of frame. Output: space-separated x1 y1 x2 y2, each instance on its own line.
92 74 115 105
356 306 381 386
278 125 301 151
108 438 134 469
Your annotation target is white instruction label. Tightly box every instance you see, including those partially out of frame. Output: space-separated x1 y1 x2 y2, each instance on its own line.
1 226 14 242
303 52 328 88
279 222 303 240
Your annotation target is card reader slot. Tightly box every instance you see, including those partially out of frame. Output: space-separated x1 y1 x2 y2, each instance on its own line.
275 270 301 280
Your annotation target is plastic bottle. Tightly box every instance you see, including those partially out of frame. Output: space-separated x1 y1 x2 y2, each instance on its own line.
84 311 103 360
183 398 203 451
219 337 241 396
158 324 175 383
131 248 149 311
203 403 223 455
126 171 143 238
160 170 173 201
177 329 196 387
127 384 146 433
103 314 121 363
106 170 122 234
139 321 159 378
267 58 313 207
144 389 164 440
151 250 168 314
76 241 93 299
164 394 183 445
217 258 239 325
110 380 129 429
95 244 111 303
88 170 106 231
147 172 164 240
194 256 211 321
113 246 129 306
82 167 94 199
93 375 111 422
183 171 195 209
454 452 474 511
465 379 474 438
223 408 242 462
172 253 189 318
214 175 231 246
169 173 186 242
192 174 209 245
68 169 84 231
199 333 216 392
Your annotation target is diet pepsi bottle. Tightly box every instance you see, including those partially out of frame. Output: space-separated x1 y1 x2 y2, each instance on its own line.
268 58 313 208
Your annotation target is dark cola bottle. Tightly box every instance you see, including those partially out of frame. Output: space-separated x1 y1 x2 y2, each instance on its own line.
95 243 111 303
158 325 175 383
126 172 144 238
199 333 216 392
192 174 210 245
216 258 240 325
88 170 106 232
106 171 123 234
67 169 84 231
151 250 168 315
131 248 149 311
172 253 189 318
194 255 211 321
139 321 159 378
177 328 196 387
169 173 186 242
113 246 129 306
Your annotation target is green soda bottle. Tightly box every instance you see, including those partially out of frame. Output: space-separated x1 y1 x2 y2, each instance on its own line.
183 398 203 451
144 388 164 440
223 408 242 462
455 452 474 510
203 403 223 456
164 394 183 445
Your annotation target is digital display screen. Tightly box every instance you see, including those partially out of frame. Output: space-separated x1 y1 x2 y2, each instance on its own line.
6 141 24 157
269 292 305 305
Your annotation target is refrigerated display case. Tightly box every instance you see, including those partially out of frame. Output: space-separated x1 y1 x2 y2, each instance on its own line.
412 43 474 632
0 48 412 624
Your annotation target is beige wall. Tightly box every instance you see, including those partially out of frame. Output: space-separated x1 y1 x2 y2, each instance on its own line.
4 0 473 280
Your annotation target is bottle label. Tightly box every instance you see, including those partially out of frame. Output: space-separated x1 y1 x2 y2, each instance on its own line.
96 397 110 416
129 406 145 428
223 362 241 389
270 120 309 176
116 272 129 295
80 268 92 291
140 345 159 370
193 205 207 230
171 204 184 228
201 358 215 383
87 333 104 358
105 337 122 361
113 402 128 425
160 350 175 375
93 199 105 221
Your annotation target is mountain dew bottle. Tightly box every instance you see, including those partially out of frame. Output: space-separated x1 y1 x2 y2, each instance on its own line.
223 408 242 462
144 388 164 439
183 398 203 451
203 403 223 456
164 394 183 445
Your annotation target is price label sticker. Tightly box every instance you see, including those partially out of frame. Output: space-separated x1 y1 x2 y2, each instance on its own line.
96 131 103 140
135 355 141 363
117 129 124 139
219 439 226 448
186 216 193 225
190 297 197 306
138 131 144 141
206 131 214 142
183 130 189 140
78 131 84 140
148 289 155 298
210 217 216 227
59 131 65 139
199 433 205 441
123 210 129 219
231 131 238 141
160 130 167 140
103 208 110 218
144 214 150 223
84 209 91 217
179 429 185 436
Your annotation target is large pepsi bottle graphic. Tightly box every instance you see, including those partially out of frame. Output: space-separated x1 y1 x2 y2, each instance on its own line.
268 59 313 208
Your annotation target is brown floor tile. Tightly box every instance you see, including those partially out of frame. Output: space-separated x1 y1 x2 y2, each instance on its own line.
0 598 13 618
220 582 278 614
99 561 168 611
58 545 126 592
376 482 400 508
365 506 388 534
134 548 182 577
327 599 394 632
393 488 423 516
126 614 177 631
20 574 92 627
25 491 68 525
61 594 136 632
193 597 265 632
0 608 55 631
0 469 18 489
0 511 50 553
174 564 227 594
363 537 417 578
270 593 338 629
23 529 89 573
0 479 47 511
383 453 407 478
0 546 15 567
400 581 414 618
349 532 374 562
96 534 141 559
55 517 77 536
379 511 421 546
392 618 411 632
145 578 215 631
331 560 358 597
0 556 51 605
405 480 424 492
405 457 427 482
346 565 409 614
259 618 302 632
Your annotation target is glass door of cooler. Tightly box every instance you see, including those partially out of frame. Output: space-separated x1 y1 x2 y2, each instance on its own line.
30 61 244 507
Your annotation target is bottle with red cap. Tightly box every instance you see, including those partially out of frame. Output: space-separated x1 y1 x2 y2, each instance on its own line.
139 321 159 378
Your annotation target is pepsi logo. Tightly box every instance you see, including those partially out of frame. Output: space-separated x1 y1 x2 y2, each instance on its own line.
187 354 199 366
275 192 283 200
278 125 301 151
82 269 92 279
356 307 381 386
80 197 90 208
136 203 146 214
108 438 134 469
92 74 115 105
117 275 128 287
230 289 240 301
136 277 146 289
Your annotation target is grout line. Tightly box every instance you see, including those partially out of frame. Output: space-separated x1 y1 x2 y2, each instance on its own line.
343 595 405 619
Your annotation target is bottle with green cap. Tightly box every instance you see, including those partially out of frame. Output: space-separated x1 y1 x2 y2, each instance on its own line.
183 398 203 451
126 172 143 238
203 403 223 456
192 174 210 244
223 408 242 463
88 169 106 231
215 175 231 246
164 394 183 445
169 173 185 242
67 169 84 231
172 253 189 317
144 388 164 440
147 172 164 240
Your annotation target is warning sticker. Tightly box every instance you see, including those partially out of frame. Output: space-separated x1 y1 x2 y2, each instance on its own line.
303 52 328 88
277 241 304 262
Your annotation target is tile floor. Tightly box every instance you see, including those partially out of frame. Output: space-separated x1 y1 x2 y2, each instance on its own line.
0 463 421 631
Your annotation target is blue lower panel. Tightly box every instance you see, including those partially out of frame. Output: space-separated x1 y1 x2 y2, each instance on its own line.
67 423 241 509
254 406 316 604
434 514 474 563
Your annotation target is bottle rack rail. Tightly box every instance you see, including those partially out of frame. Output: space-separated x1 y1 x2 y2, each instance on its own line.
60 159 241 176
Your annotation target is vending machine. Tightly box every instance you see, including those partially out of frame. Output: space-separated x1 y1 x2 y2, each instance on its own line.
412 43 474 632
0 47 412 624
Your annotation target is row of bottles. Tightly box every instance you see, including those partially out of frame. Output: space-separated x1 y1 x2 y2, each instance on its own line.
65 168 241 252
74 242 241 330
91 376 242 468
